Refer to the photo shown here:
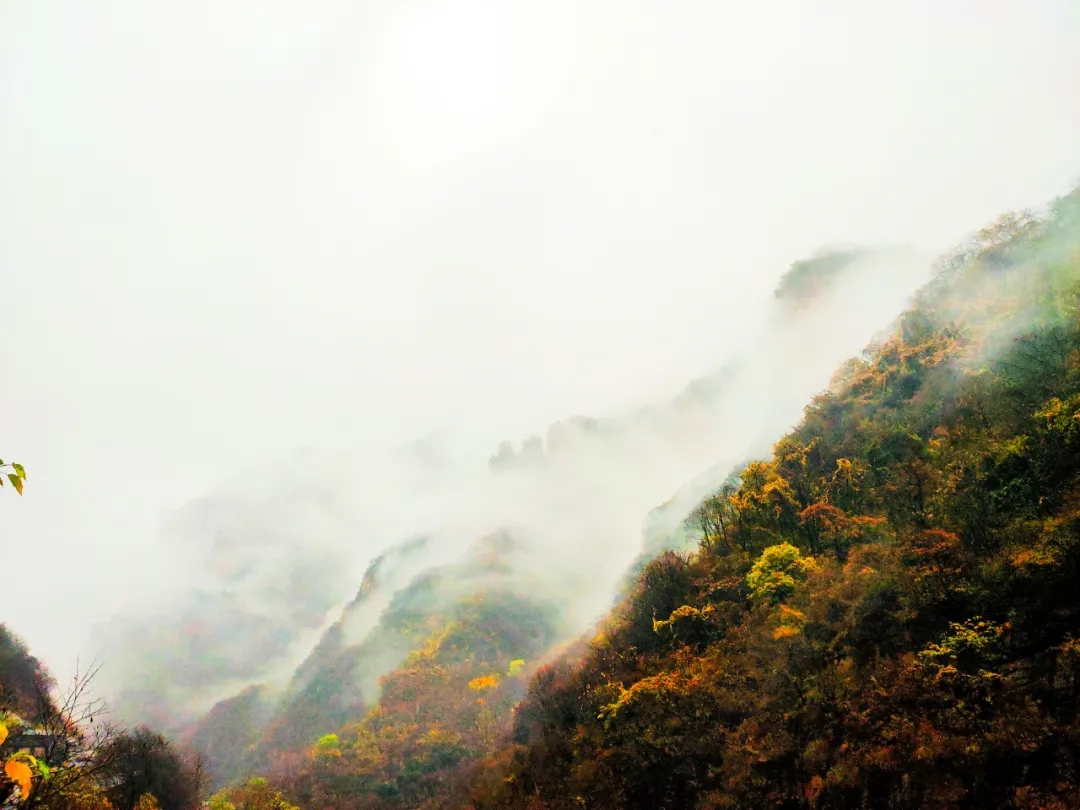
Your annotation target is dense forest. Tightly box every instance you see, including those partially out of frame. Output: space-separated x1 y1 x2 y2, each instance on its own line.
5 185 1080 808
458 190 1080 810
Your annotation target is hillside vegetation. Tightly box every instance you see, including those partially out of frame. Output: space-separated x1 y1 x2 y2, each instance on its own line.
453 190 1080 809
199 186 1080 810
2 470 207 808
1 623 207 808
16 186 1079 809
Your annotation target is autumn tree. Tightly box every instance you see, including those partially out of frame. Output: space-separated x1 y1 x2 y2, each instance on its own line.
100 727 205 810
209 776 299 810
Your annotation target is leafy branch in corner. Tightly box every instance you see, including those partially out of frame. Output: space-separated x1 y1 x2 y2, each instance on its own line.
0 459 26 495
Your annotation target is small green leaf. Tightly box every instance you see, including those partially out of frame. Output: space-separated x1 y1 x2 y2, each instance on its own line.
12 463 25 480
8 474 23 495
37 761 50 780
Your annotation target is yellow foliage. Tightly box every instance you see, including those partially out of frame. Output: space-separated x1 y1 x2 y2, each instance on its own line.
314 733 341 758
468 674 500 692
778 604 807 623
747 542 814 604
652 604 715 634
772 604 808 640
599 671 695 723
772 625 801 640
422 726 463 746
1010 544 1059 569
0 460 26 495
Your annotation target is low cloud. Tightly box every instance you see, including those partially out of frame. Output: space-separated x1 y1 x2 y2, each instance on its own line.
93 245 933 726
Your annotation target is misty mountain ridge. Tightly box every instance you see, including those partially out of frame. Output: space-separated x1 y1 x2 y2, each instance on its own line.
5 3 1080 806
8 182 1080 809
86 243 930 783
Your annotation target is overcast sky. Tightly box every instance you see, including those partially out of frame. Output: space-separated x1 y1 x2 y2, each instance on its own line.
2 0 1079 679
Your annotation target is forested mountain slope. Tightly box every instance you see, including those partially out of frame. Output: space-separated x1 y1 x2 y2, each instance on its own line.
451 189 1080 809
0 625 53 721
183 247 927 799
114 243 908 745
203 187 1080 810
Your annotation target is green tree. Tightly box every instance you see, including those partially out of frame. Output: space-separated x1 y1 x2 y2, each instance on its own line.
746 542 814 605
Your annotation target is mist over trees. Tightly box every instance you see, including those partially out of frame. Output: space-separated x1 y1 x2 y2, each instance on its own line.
2 474 205 808
3 0 1079 805
181 186 1080 809
1 622 207 808
8 183 1080 809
